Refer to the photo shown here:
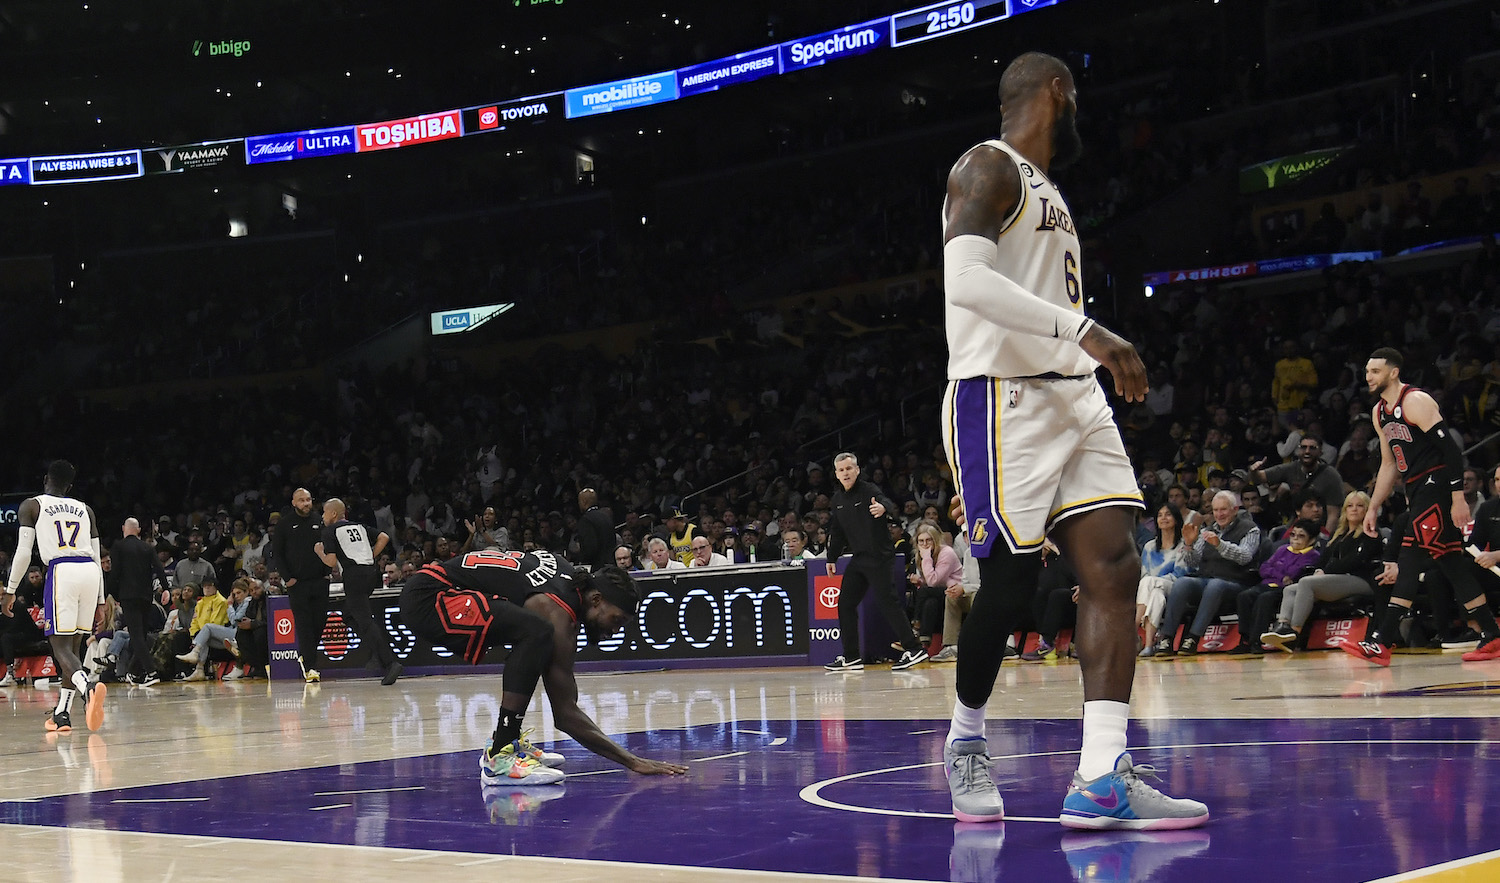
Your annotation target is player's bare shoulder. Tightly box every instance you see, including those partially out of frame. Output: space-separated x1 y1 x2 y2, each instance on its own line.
944 143 1021 242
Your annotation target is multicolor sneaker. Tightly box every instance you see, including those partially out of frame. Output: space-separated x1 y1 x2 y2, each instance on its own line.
1061 753 1209 831
489 731 565 768
44 709 72 733
1061 829 1212 882
1460 637 1500 662
1260 622 1297 653
483 782 567 826
84 682 106 731
945 737 1004 823
480 740 565 787
1340 639 1391 667
824 656 863 672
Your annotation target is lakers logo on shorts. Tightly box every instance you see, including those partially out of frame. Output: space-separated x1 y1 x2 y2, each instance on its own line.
969 518 989 546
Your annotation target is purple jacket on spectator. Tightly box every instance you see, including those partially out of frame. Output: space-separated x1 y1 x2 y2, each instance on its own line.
1258 543 1322 589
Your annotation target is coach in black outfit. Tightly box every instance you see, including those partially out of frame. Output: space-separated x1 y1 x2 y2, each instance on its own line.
824 452 927 671
271 487 332 680
575 488 617 571
108 517 171 684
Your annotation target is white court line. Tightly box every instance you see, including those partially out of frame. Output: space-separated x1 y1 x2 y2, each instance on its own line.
1365 846 1500 881
309 803 352 812
800 738 1499 822
735 729 771 736
391 852 443 863
567 769 625 778
314 786 424 796
694 751 751 762
770 737 788 746
908 729 938 735
455 857 509 867
111 798 209 804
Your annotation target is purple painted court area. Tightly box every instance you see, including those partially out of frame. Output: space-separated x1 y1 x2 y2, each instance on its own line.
4 717 1500 882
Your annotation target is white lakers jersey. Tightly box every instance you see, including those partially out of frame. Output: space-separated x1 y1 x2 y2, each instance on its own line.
34 493 96 564
943 139 1095 379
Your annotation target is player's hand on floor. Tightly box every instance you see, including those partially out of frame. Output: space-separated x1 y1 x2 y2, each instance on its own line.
629 757 689 775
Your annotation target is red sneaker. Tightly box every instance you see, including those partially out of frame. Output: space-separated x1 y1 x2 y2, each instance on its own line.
1461 637 1500 662
1340 639 1391 667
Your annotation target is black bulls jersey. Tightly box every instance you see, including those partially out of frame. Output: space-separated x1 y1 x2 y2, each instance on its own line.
1377 384 1449 487
414 549 584 623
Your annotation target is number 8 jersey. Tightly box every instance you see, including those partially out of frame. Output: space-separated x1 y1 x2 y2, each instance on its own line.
35 493 96 563
942 138 1093 380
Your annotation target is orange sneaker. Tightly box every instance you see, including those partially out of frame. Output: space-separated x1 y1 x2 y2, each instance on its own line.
1460 637 1500 662
1340 639 1391 667
85 682 107 731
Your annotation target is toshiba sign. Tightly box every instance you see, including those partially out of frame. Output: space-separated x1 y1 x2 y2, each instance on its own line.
355 110 463 152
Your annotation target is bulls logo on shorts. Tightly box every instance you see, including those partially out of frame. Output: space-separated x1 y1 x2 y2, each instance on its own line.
437 589 495 664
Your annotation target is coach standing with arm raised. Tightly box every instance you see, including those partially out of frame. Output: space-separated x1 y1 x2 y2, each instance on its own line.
823 452 928 672
110 518 170 686
271 488 331 683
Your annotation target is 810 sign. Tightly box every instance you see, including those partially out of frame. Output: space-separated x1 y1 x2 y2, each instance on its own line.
891 0 1011 47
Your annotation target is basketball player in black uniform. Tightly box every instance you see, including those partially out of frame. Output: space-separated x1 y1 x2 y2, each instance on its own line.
1347 347 1500 664
315 498 402 686
399 550 688 785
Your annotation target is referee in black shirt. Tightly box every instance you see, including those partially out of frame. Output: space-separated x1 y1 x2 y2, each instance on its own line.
824 453 927 672
109 517 171 685
271 487 332 682
316 498 402 686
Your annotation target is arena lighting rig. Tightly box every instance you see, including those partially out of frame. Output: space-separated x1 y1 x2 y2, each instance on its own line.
0 0 1068 188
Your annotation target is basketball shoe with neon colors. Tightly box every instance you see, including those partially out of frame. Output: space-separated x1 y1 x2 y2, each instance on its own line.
1060 753 1209 831
480 740 565 787
487 731 565 768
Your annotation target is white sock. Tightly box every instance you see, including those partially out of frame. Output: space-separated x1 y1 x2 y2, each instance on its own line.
71 670 89 694
56 688 74 715
947 698 988 747
1078 700 1130 780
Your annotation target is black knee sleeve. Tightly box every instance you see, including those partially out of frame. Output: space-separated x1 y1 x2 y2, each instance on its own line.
500 616 555 697
955 550 1043 707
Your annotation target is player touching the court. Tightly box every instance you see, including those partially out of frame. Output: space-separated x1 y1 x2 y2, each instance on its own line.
2 460 108 732
1346 348 1500 665
400 549 688 785
939 52 1207 830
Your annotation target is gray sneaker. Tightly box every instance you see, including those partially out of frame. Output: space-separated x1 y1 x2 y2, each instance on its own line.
945 737 1004 823
932 646 958 662
1060 752 1209 830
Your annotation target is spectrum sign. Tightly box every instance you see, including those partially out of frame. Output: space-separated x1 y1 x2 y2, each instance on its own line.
355 110 463 152
779 19 890 72
244 126 356 164
565 71 679 118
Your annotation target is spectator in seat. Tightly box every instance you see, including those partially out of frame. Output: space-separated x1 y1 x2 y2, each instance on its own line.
174 541 215 592
1261 492 1384 652
614 544 640 571
1271 341 1318 433
175 575 235 681
1154 491 1262 657
1137 503 1190 657
0 567 49 686
910 523 962 656
643 537 686 571
687 536 729 568
1020 542 1079 662
1248 431 1344 534
233 579 270 678
932 532 980 662
1227 519 1323 655
782 527 820 561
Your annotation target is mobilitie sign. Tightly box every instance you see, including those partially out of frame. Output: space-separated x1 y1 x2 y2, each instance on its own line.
244 126 356 165
1239 146 1347 194
430 303 515 336
565 71 679 118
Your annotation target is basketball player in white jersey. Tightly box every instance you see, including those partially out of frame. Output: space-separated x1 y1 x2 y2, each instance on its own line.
939 53 1206 830
2 460 108 732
